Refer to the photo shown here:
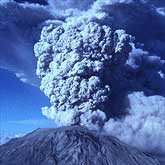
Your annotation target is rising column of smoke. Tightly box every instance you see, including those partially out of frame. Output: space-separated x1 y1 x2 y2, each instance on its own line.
34 21 133 129
35 0 165 154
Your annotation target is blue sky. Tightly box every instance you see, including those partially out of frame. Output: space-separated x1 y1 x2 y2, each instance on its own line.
0 69 55 138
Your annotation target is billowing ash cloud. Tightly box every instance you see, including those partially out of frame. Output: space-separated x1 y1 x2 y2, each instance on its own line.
34 0 165 154
34 21 132 129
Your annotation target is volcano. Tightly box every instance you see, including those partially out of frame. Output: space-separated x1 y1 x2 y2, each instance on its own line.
0 126 160 165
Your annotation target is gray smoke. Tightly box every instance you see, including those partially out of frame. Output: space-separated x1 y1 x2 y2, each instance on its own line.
34 0 165 154
34 22 133 129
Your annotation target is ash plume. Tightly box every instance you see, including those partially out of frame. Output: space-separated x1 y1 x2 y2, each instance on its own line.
34 22 133 129
34 0 165 154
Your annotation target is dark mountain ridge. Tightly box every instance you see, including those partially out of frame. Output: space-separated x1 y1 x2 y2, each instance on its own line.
0 126 161 165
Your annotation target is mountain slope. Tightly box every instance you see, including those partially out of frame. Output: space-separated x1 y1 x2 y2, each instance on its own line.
0 126 160 165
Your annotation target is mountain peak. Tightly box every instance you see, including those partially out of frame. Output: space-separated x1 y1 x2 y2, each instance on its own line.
0 126 160 165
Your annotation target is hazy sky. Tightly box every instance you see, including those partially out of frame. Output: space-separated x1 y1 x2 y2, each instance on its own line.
0 0 55 139
0 69 55 138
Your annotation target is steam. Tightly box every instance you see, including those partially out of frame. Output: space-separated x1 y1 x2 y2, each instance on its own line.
105 92 165 154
